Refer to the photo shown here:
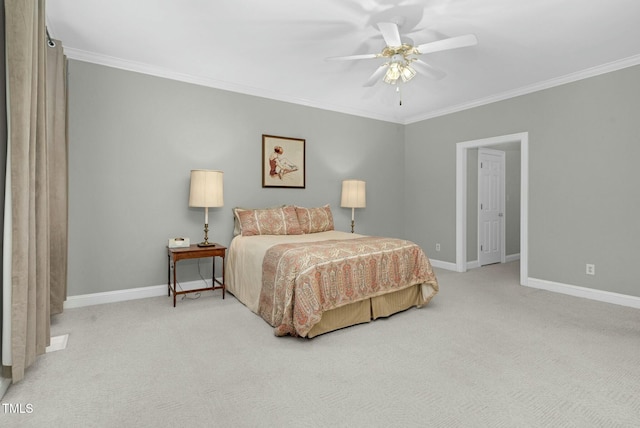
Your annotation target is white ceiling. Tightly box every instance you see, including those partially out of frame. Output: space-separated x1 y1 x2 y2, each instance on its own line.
46 0 640 124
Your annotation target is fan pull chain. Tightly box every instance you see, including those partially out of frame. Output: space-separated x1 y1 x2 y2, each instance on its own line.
397 85 402 106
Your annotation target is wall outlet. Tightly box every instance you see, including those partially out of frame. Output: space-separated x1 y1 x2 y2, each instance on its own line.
436 243 441 251
586 264 595 275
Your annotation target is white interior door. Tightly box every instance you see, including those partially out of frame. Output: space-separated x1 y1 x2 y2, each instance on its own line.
478 148 505 266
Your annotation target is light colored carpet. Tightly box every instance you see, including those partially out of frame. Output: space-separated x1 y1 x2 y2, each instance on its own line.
2 262 640 427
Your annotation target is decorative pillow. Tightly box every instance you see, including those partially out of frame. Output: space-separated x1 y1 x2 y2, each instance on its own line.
232 205 285 236
295 205 335 234
238 206 303 236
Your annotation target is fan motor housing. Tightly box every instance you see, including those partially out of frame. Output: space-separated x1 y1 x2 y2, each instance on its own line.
381 44 417 58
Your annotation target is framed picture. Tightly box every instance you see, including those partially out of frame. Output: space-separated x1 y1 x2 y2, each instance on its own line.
262 134 306 188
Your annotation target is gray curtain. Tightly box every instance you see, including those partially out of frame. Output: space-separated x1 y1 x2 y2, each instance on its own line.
4 0 68 383
46 37 68 315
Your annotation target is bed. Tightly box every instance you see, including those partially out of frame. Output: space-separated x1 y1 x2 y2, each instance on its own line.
226 205 439 337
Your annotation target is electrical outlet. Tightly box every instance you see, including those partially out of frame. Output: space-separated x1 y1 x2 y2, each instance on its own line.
586 264 595 275
436 243 441 251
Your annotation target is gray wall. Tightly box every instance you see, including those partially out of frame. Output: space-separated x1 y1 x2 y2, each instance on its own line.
68 59 640 300
67 60 405 296
405 64 640 297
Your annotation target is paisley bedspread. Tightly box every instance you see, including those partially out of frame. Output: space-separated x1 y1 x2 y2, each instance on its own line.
257 236 438 337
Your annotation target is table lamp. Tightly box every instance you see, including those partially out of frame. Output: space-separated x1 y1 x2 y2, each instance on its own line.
189 170 224 246
341 179 366 233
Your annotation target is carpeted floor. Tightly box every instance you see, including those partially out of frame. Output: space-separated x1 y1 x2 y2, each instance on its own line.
2 261 640 427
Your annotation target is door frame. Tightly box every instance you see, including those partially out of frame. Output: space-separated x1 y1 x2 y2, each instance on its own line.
456 132 528 286
478 148 506 266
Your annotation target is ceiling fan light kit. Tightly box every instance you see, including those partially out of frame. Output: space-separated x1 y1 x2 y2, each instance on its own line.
326 21 478 92
380 48 418 85
383 60 416 85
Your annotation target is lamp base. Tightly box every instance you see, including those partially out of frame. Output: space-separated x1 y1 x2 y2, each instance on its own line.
198 223 216 247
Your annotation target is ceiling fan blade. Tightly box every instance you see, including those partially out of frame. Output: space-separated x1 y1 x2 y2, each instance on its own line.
363 64 388 87
415 34 478 55
377 22 402 47
326 53 379 61
412 59 446 80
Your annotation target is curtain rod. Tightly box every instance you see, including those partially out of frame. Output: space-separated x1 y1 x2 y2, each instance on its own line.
46 27 56 47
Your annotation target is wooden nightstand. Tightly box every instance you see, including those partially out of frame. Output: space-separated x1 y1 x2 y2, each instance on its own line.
167 244 226 307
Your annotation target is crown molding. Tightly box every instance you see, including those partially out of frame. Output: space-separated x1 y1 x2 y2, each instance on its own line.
64 47 640 126
63 47 400 124
404 53 640 124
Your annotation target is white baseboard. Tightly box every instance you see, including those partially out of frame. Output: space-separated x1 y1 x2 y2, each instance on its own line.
467 254 520 270
64 271 640 312
430 255 639 309
527 277 640 309
64 285 167 309
436 253 520 271
429 259 458 271
64 278 218 309
505 253 521 263
467 260 480 270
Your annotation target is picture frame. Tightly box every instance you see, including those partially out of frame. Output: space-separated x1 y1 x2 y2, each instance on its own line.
262 134 306 188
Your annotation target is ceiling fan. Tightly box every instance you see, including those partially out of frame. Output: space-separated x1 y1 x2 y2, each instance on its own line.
326 21 478 87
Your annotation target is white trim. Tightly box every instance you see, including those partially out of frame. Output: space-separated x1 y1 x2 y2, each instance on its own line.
406 54 640 124
520 135 529 285
63 267 640 313
456 132 529 285
428 259 458 271
527 278 640 310
467 260 480 270
423 257 518 271
505 253 520 263
64 278 220 309
455 144 467 273
63 48 395 124
466 254 519 270
64 285 167 309
62 48 640 126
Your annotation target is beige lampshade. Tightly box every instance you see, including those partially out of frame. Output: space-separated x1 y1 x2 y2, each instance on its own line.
189 170 224 207
340 180 366 208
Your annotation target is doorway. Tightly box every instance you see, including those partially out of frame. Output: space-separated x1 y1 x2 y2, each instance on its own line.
456 132 529 286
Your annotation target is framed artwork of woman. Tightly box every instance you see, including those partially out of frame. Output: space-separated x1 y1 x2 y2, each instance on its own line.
262 135 305 188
